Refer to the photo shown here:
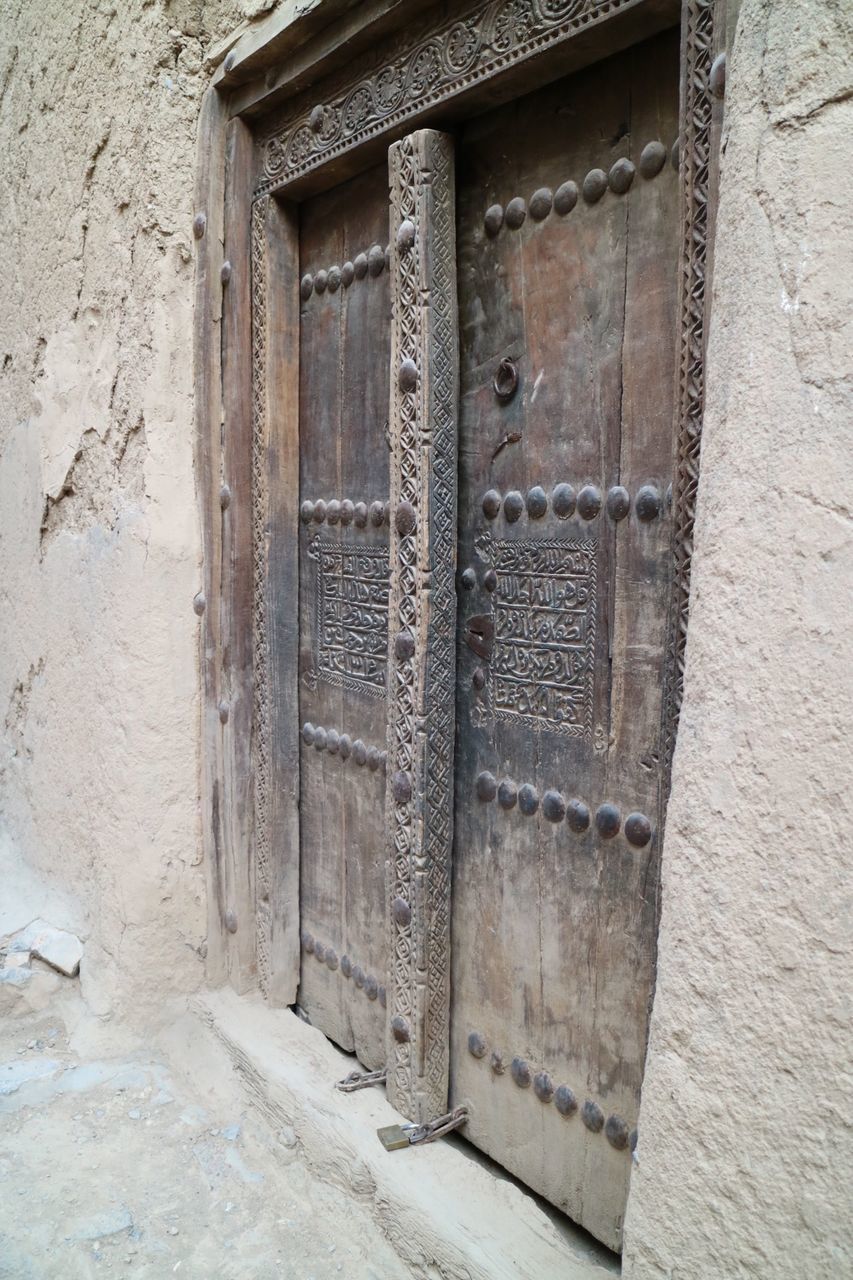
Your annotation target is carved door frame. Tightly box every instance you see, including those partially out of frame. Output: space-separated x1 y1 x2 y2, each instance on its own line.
194 0 729 1053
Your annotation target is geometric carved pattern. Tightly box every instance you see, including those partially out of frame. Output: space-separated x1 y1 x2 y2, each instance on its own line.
309 537 389 698
474 534 597 738
386 130 458 1123
661 0 717 786
250 195 272 997
257 0 635 195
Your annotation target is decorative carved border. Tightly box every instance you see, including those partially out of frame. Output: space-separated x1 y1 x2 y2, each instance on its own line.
256 0 640 195
385 129 458 1123
307 536 389 700
661 0 716 784
250 195 272 997
471 532 598 740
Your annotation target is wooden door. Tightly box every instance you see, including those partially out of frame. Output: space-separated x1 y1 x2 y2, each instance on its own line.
296 165 391 1069
292 23 681 1252
448 30 680 1250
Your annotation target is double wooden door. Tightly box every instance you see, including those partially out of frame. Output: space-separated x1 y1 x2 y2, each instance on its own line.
293 29 680 1251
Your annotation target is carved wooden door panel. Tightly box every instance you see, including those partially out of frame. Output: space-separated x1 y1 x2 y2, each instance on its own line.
297 165 391 1069
448 31 680 1251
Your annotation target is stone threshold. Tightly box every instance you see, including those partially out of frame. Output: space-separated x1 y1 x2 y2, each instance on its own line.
196 988 619 1280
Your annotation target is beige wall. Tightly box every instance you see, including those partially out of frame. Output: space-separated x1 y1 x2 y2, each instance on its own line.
624 1 853 1276
0 0 248 1018
1 0 850 1272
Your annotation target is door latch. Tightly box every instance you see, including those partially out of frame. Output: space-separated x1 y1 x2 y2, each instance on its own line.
493 356 519 404
464 614 494 662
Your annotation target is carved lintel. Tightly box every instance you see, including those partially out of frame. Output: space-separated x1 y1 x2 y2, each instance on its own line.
386 129 458 1124
256 0 642 196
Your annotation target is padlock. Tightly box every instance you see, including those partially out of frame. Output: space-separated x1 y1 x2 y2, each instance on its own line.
376 1124 411 1152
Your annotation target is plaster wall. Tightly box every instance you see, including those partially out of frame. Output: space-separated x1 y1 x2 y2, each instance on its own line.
624 1 853 1276
0 0 259 1019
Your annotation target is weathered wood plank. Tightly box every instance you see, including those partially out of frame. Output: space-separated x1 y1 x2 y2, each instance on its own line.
220 116 258 992
193 86 229 987
255 194 302 1005
219 0 414 121
296 166 392 1068
449 31 680 1250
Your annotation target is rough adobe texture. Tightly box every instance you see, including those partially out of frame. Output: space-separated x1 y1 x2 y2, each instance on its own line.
623 1 853 1276
0 0 261 1020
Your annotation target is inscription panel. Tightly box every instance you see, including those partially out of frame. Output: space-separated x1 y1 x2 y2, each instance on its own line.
310 537 389 697
476 535 596 737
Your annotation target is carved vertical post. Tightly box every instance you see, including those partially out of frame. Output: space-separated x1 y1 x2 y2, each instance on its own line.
661 0 721 787
386 130 458 1123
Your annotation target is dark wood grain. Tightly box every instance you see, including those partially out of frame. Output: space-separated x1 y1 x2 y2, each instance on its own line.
296 165 392 1068
220 117 258 992
262 194 302 1005
194 86 230 988
449 29 680 1250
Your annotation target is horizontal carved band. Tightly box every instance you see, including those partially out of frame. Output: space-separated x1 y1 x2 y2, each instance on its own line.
257 0 639 195
467 1030 634 1152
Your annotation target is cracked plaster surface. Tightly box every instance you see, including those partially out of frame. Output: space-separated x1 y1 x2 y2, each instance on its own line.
0 0 250 1023
623 2 853 1277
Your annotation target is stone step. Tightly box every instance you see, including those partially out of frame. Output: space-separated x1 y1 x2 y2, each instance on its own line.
196 988 618 1280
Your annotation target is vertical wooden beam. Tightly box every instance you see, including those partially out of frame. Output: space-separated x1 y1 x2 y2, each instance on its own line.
197 95 300 1002
385 130 458 1124
218 116 258 990
253 193 301 1005
194 86 229 986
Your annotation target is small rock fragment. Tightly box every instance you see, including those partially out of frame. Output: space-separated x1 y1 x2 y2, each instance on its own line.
9 919 84 977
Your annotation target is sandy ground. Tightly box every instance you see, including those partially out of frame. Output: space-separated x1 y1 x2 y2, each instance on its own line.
0 977 413 1280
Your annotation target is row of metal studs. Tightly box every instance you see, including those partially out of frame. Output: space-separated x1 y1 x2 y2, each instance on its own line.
475 772 652 847
300 498 390 528
300 244 391 299
301 722 386 771
483 138 678 235
301 932 387 1008
481 483 665 523
467 1030 635 1153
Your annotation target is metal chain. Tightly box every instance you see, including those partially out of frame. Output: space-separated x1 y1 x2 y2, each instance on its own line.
404 1106 468 1146
335 1068 388 1093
